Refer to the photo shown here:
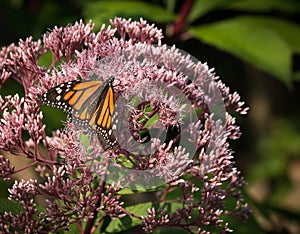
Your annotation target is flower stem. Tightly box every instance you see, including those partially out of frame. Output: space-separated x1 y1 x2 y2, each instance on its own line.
84 153 110 234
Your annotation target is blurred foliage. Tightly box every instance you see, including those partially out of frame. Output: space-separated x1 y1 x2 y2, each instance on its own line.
1 0 300 233
83 1 177 25
251 118 300 181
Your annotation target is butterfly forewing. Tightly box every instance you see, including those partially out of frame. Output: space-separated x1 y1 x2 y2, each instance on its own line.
42 78 118 149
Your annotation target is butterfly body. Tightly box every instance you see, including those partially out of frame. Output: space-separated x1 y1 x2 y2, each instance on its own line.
42 77 117 149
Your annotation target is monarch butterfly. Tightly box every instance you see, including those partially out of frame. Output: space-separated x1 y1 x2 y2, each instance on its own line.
42 77 118 149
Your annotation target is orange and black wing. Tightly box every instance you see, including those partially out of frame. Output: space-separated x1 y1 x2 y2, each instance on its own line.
88 79 117 148
42 78 117 148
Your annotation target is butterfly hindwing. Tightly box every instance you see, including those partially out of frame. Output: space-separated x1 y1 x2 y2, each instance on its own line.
95 82 117 148
42 78 117 149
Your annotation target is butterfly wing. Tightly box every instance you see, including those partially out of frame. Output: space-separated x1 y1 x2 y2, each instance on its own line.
89 80 118 148
42 78 118 149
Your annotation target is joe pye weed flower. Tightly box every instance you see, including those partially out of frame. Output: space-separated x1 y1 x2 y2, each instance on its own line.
0 17 249 233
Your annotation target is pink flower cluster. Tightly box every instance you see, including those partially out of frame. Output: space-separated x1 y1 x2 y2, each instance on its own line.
0 17 249 233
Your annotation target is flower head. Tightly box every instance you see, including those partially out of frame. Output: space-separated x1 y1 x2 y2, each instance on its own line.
0 17 249 233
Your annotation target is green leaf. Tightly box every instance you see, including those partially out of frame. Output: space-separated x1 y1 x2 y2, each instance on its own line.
294 70 300 81
79 133 90 149
189 16 292 85
83 1 176 26
104 202 152 233
159 202 182 213
237 16 300 54
153 227 191 234
0 180 13 199
251 118 300 180
37 50 52 67
188 0 234 22
40 105 66 132
226 0 300 13
0 198 24 215
104 201 185 233
66 222 82 234
0 78 24 97
118 187 136 195
222 212 264 234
